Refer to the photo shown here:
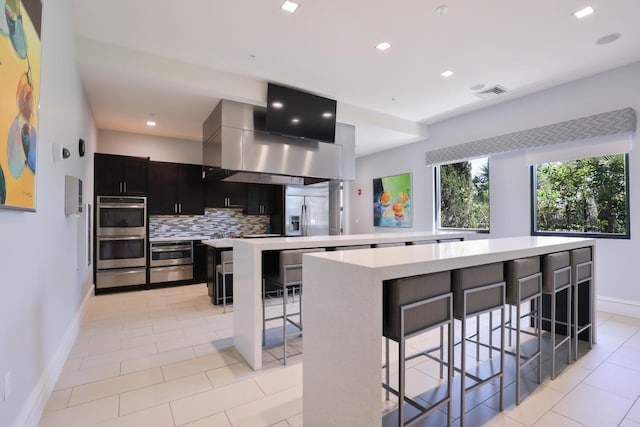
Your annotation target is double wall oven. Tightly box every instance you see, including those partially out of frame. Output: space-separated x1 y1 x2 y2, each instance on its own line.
96 196 147 289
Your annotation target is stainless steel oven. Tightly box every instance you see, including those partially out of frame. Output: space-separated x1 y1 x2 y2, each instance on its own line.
97 235 147 270
97 196 147 237
149 240 193 283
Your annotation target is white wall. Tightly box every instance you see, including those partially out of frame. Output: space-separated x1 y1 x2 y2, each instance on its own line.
98 129 202 164
349 61 640 312
0 1 97 426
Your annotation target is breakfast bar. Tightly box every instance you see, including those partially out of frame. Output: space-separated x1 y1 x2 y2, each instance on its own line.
301 236 595 427
230 232 469 370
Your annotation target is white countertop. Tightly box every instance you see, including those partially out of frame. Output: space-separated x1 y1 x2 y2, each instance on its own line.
149 236 210 242
202 239 234 248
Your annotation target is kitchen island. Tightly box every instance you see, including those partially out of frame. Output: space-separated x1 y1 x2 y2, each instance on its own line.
229 232 470 370
301 236 595 427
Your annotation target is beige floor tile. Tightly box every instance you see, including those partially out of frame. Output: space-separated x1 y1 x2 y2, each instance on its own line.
459 404 526 427
485 382 565 426
38 395 119 427
253 363 302 395
170 379 265 426
81 344 158 370
544 364 591 394
206 362 257 388
43 388 72 413
552 383 633 427
620 419 640 427
92 404 175 427
88 326 155 345
70 339 123 358
625 394 640 422
162 348 240 382
596 319 639 340
121 328 186 349
120 372 212 415
68 368 164 406
121 346 196 375
532 411 585 426
181 412 232 427
269 422 289 427
55 363 121 390
287 413 303 427
225 385 302 427
582 361 640 400
60 356 84 374
155 331 219 353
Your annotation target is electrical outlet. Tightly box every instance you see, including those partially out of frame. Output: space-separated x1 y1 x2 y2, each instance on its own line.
4 372 11 401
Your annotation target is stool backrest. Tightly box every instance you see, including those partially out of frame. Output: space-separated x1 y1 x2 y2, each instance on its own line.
280 248 326 286
221 250 233 273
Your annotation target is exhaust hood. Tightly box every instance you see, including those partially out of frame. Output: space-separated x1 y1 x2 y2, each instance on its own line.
203 100 355 182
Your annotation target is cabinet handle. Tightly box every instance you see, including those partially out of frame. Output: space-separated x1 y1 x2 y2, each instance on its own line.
175 203 178 213
119 182 123 193
179 203 182 214
124 182 127 193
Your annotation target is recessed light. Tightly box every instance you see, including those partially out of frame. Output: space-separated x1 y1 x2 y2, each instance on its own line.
146 120 156 127
281 1 299 13
435 5 449 15
596 33 621 45
470 83 485 91
272 101 284 109
376 41 391 51
322 112 333 118
573 6 595 19
441 70 454 78
291 118 300 124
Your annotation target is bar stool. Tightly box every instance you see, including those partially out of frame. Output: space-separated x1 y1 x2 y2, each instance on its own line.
570 247 594 360
262 248 326 365
542 251 572 379
215 250 233 313
382 272 453 427
452 263 505 427
505 257 542 405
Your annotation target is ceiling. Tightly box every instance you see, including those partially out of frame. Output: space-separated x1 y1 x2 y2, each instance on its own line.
73 0 640 157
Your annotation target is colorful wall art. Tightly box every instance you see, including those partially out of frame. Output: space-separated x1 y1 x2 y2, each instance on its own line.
0 1 42 211
373 173 412 227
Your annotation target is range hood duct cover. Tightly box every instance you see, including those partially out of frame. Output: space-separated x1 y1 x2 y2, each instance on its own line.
203 100 354 181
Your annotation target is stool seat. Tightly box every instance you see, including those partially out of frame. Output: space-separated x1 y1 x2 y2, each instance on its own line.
506 256 540 305
571 247 592 282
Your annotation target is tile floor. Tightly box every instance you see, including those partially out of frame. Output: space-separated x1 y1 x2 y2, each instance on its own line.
38 284 640 427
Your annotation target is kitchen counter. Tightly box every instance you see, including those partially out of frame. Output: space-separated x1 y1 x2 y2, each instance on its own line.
202 238 234 249
232 231 470 370
302 236 596 426
149 236 210 242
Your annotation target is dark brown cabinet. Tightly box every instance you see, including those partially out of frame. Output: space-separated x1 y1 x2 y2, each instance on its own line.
148 161 204 215
204 169 247 208
94 153 148 195
246 184 278 215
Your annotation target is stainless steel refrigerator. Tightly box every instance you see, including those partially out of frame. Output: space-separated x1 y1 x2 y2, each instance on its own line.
285 182 330 236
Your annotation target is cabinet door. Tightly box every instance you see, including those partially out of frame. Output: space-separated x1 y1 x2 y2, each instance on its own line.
123 156 149 195
205 173 247 208
178 164 204 215
225 181 247 207
205 173 226 208
95 154 125 195
246 184 277 215
193 241 208 284
148 162 178 214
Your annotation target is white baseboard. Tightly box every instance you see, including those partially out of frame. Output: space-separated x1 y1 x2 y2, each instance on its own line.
597 295 640 319
13 285 94 427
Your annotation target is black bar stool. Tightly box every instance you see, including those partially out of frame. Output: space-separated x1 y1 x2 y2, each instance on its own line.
452 263 505 427
505 257 542 404
382 272 453 427
570 247 594 360
262 248 325 365
542 251 572 379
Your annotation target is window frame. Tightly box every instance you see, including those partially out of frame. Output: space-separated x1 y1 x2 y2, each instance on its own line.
530 153 631 239
435 157 490 233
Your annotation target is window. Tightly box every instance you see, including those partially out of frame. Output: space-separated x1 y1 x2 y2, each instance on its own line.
532 154 629 238
436 157 489 231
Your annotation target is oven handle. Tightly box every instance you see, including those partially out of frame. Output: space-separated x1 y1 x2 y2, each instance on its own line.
98 236 146 241
98 203 146 209
151 246 193 252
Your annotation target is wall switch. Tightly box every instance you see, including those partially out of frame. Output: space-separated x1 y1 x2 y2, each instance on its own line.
4 371 11 401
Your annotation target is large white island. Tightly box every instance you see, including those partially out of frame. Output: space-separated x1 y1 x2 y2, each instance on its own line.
231 232 470 370
301 236 595 427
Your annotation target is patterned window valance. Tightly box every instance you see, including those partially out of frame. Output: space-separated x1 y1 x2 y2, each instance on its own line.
425 107 636 166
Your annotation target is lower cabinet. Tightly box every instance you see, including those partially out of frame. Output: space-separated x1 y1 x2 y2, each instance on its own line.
193 241 208 284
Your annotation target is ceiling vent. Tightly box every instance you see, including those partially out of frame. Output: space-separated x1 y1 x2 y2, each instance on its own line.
475 85 509 99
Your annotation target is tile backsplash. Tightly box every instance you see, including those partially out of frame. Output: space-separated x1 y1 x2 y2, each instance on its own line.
149 208 270 239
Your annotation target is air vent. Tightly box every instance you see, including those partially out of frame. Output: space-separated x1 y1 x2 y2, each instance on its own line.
475 85 509 99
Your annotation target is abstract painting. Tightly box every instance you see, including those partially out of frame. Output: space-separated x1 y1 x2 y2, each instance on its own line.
0 0 42 211
373 173 412 227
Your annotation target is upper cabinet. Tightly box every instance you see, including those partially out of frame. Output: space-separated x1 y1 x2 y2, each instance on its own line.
95 153 149 195
148 161 204 215
246 184 279 215
204 169 247 209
